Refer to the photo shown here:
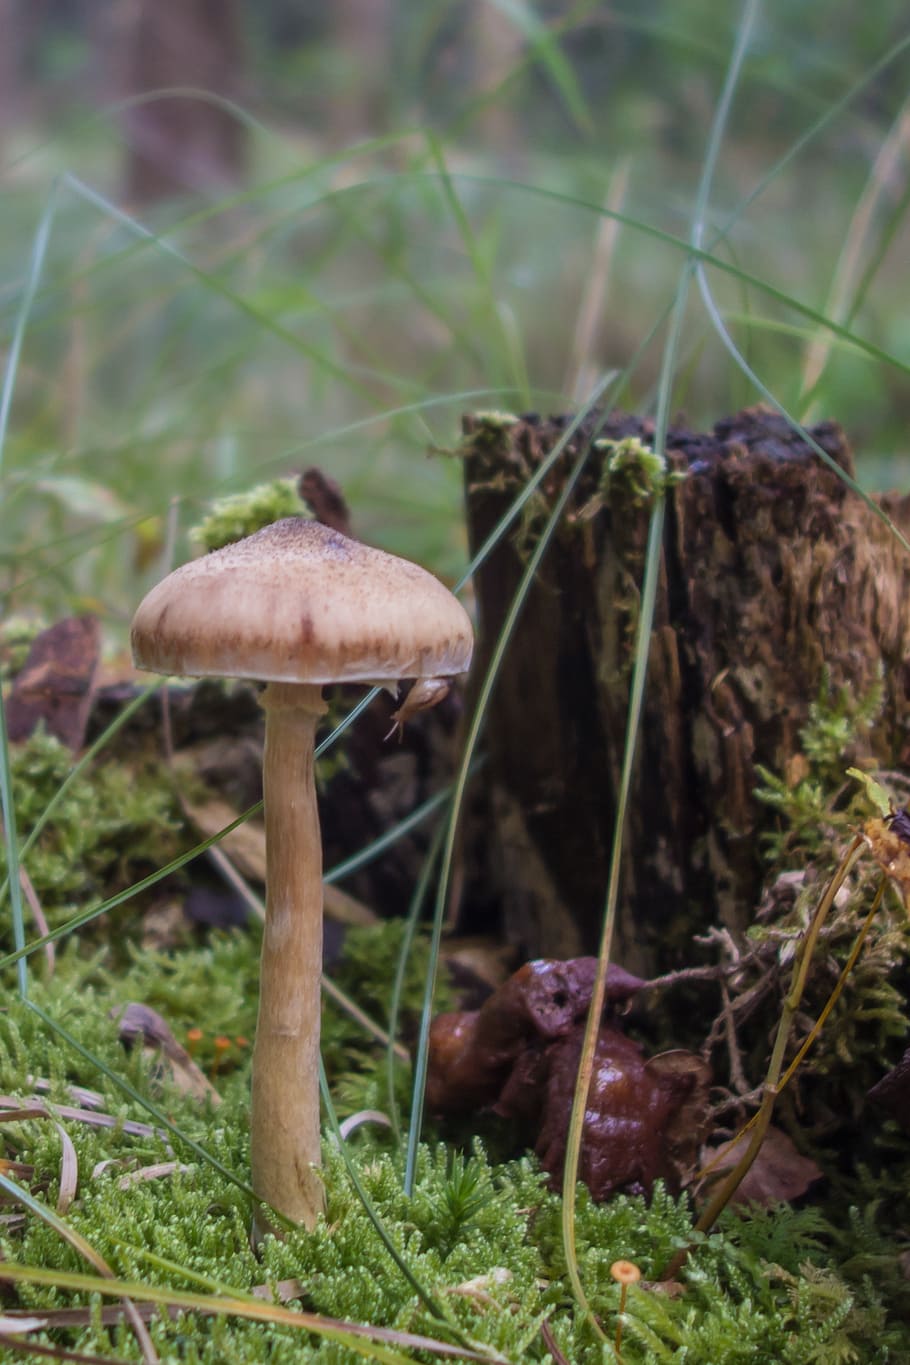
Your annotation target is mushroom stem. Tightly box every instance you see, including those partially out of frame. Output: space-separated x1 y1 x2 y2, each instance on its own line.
251 680 327 1239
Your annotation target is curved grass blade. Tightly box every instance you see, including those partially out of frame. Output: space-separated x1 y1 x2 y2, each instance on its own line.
0 1261 496 1364
404 384 611 1196
0 687 28 1000
694 264 910 556
318 1061 479 1353
425 170 910 380
559 0 763 1326
386 818 449 1144
484 0 593 134
0 1172 158 1362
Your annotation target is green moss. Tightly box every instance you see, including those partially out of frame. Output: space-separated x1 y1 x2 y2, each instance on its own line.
189 478 307 552
754 675 884 868
466 410 520 432
1 728 182 932
594 434 686 505
0 614 46 680
1 963 908 1362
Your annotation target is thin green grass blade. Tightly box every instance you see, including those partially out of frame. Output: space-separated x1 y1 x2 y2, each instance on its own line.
425 134 530 405
709 29 910 249
9 385 524 601
423 171 910 378
0 182 58 476
401 320 672 1197
0 800 264 972
0 86 278 178
694 267 910 556
484 0 593 133
0 686 28 1000
403 380 615 1196
0 1169 120 1275
0 740 461 972
0 694 375 972
559 0 763 1324
385 818 449 1144
843 169 910 330
324 777 459 887
57 175 386 403
317 1060 460 1338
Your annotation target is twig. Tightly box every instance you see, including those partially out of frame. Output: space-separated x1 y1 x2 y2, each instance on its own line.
660 833 866 1281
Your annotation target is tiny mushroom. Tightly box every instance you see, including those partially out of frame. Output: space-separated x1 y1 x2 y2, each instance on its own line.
131 517 473 1236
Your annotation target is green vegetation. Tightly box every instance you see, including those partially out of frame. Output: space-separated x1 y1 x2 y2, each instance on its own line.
190 478 308 553
0 728 182 930
595 435 684 505
2 971 905 1362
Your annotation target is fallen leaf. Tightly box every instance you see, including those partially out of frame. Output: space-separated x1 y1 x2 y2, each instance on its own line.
6 616 100 750
700 1124 823 1206
112 1003 221 1107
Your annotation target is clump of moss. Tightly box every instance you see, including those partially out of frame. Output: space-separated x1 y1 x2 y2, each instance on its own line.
0 728 182 933
0 614 46 680
189 478 307 553
754 675 884 869
594 434 685 505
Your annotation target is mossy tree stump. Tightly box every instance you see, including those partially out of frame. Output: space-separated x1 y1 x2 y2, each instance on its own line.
461 406 910 973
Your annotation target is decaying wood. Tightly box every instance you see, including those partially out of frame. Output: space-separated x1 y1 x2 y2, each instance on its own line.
461 406 910 973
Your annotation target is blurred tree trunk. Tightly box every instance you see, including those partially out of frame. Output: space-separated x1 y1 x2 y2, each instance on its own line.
471 0 524 152
0 0 34 147
120 0 247 204
329 0 393 145
461 408 910 974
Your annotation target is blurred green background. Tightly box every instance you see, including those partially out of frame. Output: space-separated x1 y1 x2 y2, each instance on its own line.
2 0 909 630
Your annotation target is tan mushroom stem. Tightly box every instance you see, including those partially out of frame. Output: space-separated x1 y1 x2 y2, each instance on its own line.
251 680 327 1237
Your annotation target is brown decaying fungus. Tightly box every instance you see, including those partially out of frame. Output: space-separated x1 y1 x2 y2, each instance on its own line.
427 957 711 1201
426 958 645 1115
132 517 473 1235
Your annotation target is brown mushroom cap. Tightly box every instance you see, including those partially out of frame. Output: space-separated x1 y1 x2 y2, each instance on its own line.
131 517 474 685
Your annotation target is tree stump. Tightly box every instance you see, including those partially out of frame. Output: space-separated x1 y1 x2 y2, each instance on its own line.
461 406 910 973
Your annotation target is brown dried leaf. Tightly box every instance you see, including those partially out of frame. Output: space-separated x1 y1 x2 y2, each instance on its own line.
54 1122 78 1215
113 1003 221 1107
701 1124 823 1206
6 616 100 750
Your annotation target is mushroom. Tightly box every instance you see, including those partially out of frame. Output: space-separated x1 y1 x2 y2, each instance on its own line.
131 517 473 1235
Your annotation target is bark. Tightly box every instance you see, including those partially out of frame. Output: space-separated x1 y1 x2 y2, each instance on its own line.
120 0 246 204
461 406 910 974
329 0 393 145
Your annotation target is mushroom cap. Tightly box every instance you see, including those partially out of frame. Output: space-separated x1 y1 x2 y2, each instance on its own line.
131 517 474 685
